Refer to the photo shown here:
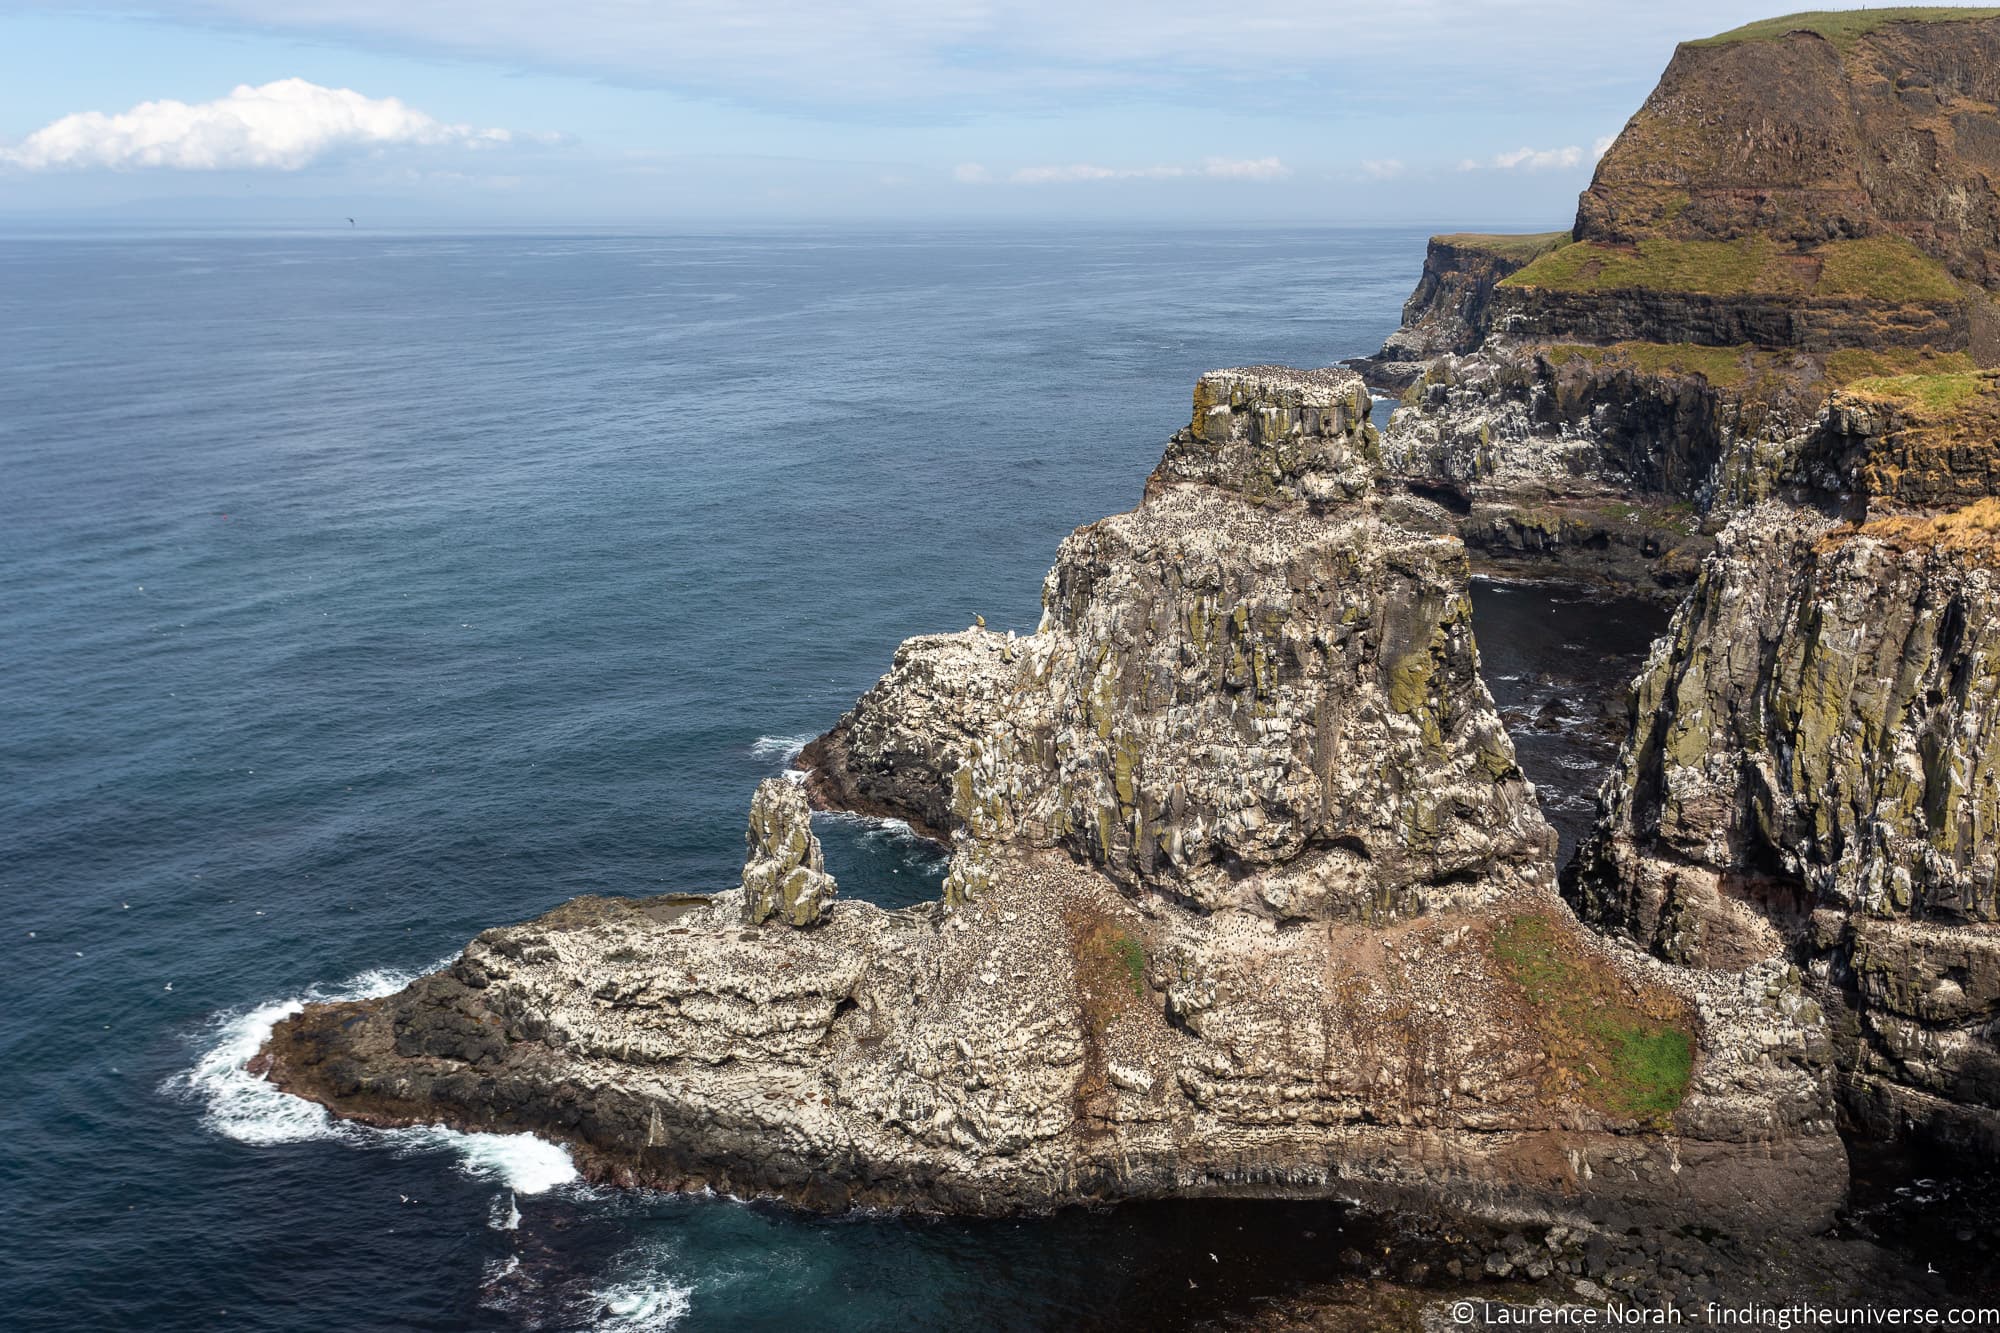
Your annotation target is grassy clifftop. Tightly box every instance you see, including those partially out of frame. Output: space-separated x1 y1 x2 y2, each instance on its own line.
1501 235 1962 304
1430 231 1571 265
1692 7 2000 48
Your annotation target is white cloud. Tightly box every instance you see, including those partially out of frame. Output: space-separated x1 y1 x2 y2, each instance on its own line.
977 156 1289 185
1010 163 1184 183
1458 139 1616 173
1593 133 1619 158
1492 144 1584 171
1200 156 1289 181
1359 158 1405 180
1 78 510 171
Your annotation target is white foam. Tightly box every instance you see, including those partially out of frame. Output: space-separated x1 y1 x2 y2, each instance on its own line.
591 1277 694 1331
431 1130 577 1194
169 957 578 1195
750 733 815 764
491 1191 522 1231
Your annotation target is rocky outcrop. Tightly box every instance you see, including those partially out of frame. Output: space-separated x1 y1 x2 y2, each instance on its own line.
817 367 1550 922
1568 501 2000 1153
1352 234 1567 390
741 778 837 928
259 366 1846 1233
1491 285 1968 355
1791 376 2000 510
1381 345 1752 593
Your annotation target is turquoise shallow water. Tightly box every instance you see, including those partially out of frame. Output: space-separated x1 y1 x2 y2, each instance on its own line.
1 224 1668 1331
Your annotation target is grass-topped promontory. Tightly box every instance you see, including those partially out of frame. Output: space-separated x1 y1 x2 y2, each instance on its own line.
1432 231 1571 265
1502 234 1961 304
1845 370 1990 415
1543 340 1756 389
1690 7 2000 49
1489 914 1695 1126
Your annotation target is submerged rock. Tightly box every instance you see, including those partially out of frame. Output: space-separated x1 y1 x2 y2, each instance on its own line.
260 366 1845 1233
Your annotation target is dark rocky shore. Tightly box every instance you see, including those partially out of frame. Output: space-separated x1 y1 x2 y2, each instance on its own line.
261 8 2000 1325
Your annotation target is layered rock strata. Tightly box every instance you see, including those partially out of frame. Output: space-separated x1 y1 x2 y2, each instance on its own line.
1351 8 2000 1174
1359 12 2000 593
1569 499 2000 1153
1350 233 1567 389
261 366 1846 1231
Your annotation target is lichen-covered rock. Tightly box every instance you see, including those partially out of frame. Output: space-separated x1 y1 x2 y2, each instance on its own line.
812 368 1549 920
1569 502 2000 1150
741 778 837 928
260 365 1846 1234
1790 378 2000 510
1147 365 1381 508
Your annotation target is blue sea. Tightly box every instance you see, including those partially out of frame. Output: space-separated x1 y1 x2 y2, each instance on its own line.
0 225 1667 1331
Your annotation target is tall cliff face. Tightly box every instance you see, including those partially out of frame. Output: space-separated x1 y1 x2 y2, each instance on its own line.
1578 13 2000 290
1367 12 2000 593
1358 10 2000 1162
1569 502 2000 1151
259 367 1845 1232
1536 11 2000 358
1353 234 1568 389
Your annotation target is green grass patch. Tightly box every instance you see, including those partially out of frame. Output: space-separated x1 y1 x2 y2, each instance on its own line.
1540 340 1753 388
1813 236 1964 302
1503 235 1961 305
1504 238 1779 296
1845 371 1989 414
1070 915 1151 1037
1432 230 1572 265
1825 347 1978 384
1691 8 2000 49
1107 932 1147 998
1490 914 1695 1125
1616 341 1751 387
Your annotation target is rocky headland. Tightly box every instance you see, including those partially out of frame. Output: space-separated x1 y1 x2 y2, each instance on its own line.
254 7 2000 1322
260 365 1844 1238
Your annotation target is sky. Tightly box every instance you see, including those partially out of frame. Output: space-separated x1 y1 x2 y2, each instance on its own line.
0 2 1926 226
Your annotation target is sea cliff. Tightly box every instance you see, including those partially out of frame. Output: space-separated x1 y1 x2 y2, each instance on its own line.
1348 7 2000 1172
252 7 2000 1317
260 367 1846 1234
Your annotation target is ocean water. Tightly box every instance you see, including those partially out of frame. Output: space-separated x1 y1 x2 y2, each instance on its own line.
1 225 1659 1331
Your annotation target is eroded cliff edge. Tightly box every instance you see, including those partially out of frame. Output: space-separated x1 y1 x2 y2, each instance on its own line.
258 367 1844 1232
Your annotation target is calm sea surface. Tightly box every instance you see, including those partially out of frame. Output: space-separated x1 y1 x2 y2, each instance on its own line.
1 225 1665 1331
